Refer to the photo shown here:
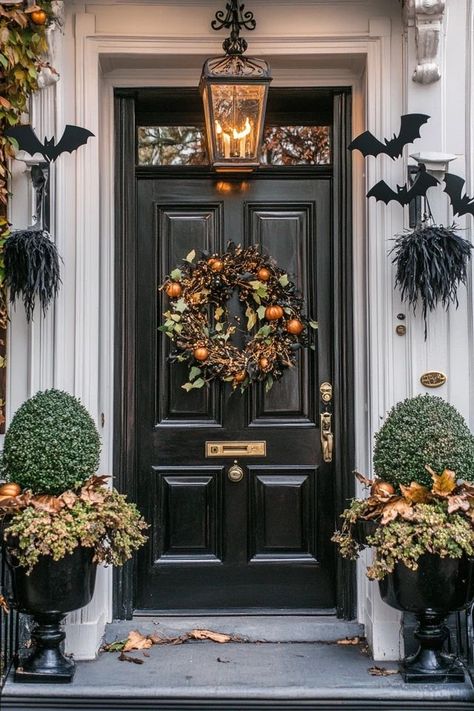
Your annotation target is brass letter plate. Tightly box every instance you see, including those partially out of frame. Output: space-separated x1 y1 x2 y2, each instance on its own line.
206 441 266 458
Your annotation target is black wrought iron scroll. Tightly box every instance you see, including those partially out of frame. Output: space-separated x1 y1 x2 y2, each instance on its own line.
211 0 256 55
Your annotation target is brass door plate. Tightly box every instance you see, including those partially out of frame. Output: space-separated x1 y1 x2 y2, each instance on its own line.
206 441 266 457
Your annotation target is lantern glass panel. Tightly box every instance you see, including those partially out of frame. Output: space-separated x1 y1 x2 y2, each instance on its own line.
209 83 266 162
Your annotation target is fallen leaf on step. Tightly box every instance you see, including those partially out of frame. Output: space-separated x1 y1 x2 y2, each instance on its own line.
337 636 360 645
119 651 145 664
189 629 232 643
101 640 126 653
102 627 243 657
368 666 398 676
148 633 188 646
123 630 154 652
0 594 9 613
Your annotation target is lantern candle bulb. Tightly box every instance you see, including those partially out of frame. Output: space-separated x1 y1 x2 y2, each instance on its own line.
233 117 252 158
215 120 231 159
215 118 252 159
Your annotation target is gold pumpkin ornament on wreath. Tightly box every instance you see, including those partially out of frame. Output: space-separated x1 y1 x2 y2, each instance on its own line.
159 243 318 392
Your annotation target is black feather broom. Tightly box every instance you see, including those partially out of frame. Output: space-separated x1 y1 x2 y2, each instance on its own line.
4 229 61 322
391 223 472 338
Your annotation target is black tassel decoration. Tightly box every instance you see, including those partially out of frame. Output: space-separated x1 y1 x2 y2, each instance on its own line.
4 229 61 322
391 223 472 338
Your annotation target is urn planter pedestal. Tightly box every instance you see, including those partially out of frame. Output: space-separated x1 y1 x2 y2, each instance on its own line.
5 546 97 683
379 553 474 683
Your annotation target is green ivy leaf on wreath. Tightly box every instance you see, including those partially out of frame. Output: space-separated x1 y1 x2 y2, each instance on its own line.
189 366 202 381
160 243 317 392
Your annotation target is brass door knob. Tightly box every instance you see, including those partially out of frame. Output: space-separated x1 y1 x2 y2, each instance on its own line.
228 460 244 482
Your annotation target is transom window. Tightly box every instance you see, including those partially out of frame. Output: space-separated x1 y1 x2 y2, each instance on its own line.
137 124 331 167
135 87 333 168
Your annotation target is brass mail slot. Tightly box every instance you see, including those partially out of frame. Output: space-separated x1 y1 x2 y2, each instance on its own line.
206 441 266 458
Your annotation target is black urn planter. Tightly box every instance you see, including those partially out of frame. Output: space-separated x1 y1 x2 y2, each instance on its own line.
354 519 378 546
379 553 474 683
5 546 97 683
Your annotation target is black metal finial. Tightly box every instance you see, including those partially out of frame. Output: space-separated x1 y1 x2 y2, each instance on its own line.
211 1 256 55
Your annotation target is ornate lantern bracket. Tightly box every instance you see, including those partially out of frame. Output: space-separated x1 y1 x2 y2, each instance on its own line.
211 1 256 55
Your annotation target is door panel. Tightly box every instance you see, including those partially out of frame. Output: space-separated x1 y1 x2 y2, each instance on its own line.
153 466 223 563
157 204 223 426
135 176 334 611
247 203 316 425
249 467 317 561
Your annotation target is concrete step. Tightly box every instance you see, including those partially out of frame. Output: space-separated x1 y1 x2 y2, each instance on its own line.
105 616 364 644
2 639 473 710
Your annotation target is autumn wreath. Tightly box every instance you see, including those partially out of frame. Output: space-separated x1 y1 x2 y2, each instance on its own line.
159 243 318 391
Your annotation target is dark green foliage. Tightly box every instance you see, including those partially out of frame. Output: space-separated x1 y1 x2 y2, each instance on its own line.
391 224 472 338
4 229 61 322
373 395 474 488
3 389 101 495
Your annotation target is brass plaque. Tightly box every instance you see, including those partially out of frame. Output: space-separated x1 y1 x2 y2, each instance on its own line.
420 371 447 388
206 441 266 457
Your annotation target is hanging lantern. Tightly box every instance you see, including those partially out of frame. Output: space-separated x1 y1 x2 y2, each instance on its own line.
200 1 272 172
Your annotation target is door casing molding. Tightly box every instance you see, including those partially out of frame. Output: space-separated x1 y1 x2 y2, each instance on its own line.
114 86 353 618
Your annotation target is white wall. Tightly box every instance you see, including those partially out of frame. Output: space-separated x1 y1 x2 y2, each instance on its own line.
7 0 473 661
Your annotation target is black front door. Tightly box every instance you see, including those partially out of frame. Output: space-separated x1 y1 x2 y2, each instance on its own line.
134 174 335 611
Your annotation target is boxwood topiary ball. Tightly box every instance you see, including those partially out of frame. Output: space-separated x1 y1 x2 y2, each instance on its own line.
2 389 101 495
373 394 474 489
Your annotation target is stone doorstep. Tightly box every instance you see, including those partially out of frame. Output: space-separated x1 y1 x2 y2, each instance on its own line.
2 632 474 710
105 615 365 644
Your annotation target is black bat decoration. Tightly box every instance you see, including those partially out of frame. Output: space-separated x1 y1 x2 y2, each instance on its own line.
443 173 474 217
5 124 94 163
367 165 438 206
348 114 430 160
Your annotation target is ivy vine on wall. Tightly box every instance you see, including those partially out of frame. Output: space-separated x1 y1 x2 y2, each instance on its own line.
0 1 54 430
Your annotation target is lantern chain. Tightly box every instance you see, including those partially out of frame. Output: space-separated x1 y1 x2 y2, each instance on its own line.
211 1 257 56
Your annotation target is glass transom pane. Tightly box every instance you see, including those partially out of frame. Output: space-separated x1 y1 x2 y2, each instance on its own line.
137 126 207 166
261 126 331 166
137 125 331 167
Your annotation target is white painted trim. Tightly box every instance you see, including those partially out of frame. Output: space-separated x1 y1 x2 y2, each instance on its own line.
87 0 387 5
9 10 404 661
466 0 474 430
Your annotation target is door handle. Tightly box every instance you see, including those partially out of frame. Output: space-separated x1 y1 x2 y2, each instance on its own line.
320 412 333 463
